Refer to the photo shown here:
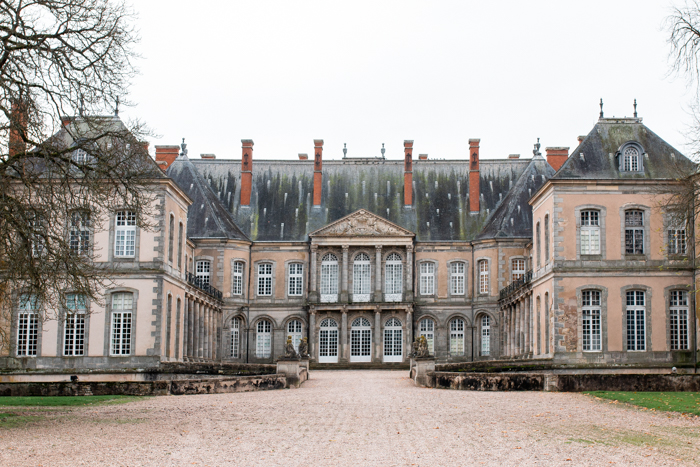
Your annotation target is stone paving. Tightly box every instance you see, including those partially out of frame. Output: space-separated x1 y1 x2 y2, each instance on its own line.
1 370 699 466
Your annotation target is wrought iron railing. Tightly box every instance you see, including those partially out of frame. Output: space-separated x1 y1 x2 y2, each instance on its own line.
499 269 533 301
186 272 223 301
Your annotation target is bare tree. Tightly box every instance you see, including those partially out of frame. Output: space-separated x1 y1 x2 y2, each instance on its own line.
0 1 160 353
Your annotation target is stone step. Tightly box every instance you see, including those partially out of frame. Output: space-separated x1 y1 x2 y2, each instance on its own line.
310 362 410 370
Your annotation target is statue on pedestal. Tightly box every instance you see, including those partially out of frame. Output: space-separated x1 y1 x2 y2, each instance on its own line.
284 336 298 359
298 337 309 358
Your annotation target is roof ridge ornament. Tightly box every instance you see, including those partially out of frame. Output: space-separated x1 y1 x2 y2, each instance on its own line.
381 143 385 159
114 96 119 117
633 98 638 118
599 98 604 119
179 138 188 157
343 143 347 158
533 138 541 158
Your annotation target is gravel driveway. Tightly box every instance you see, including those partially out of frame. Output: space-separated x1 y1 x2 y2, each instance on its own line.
1 370 699 466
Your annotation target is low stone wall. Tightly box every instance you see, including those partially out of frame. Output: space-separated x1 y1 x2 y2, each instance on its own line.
169 374 286 395
430 372 544 391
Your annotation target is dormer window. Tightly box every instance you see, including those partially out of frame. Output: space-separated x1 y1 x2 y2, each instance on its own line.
619 142 644 172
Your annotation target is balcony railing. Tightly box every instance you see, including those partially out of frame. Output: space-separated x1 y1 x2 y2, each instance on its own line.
498 270 533 301
186 272 223 301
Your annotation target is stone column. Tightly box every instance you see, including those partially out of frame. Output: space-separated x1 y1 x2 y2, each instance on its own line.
208 307 214 360
405 245 414 301
524 295 531 357
192 300 199 360
340 308 348 362
510 306 515 357
204 304 210 360
198 302 205 359
341 244 349 302
374 308 382 361
517 301 522 356
309 310 316 361
187 297 194 359
310 245 318 297
405 309 413 361
375 245 383 300
182 297 189 360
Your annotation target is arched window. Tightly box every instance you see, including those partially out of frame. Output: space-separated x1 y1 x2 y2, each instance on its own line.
384 317 403 362
622 146 640 171
232 261 244 296
419 262 435 295
670 290 689 350
544 292 550 353
580 210 600 255
110 292 133 356
319 318 339 363
230 317 241 358
478 260 489 294
385 253 403 301
196 260 211 286
582 290 601 352
256 319 272 358
450 318 465 356
419 318 435 354
544 214 550 263
350 317 371 362
320 253 339 302
168 214 174 263
287 319 303 351
536 222 541 267
177 222 183 269
481 315 491 356
353 253 371 302
450 262 465 295
17 294 39 357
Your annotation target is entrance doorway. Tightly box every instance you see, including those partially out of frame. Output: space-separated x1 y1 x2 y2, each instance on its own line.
350 317 372 362
319 318 339 363
383 317 403 362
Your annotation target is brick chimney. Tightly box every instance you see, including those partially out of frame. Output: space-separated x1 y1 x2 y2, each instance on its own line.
403 140 413 206
298 153 308 160
313 139 323 206
418 154 428 160
155 145 179 170
241 139 254 206
545 147 569 172
578 135 586 146
200 154 216 159
9 100 27 158
469 139 480 213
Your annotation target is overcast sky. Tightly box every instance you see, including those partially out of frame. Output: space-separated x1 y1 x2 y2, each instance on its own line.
123 0 693 162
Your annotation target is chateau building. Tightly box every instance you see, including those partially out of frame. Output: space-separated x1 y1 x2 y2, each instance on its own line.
3 111 698 370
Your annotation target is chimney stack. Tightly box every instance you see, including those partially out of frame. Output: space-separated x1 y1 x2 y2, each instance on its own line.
155 145 180 170
313 139 323 206
9 100 27 158
298 153 308 160
241 139 254 206
577 135 586 146
545 147 569 172
403 140 413 206
200 154 216 160
419 154 428 160
469 139 480 213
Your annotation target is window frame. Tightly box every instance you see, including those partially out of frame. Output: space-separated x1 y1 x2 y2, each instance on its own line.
352 252 371 301
287 262 304 297
418 318 435 355
477 259 489 295
69 210 91 256
618 142 644 173
384 252 403 301
168 214 174 263
230 316 241 358
114 210 137 258
109 292 134 356
16 293 40 357
625 289 647 352
232 260 245 296
196 260 211 286
581 290 602 352
449 318 465 356
257 262 273 297
511 258 526 282
256 319 272 358
448 260 466 296
668 288 690 351
320 253 339 302
287 318 303 352
480 314 491 356
63 293 87 357
419 260 436 296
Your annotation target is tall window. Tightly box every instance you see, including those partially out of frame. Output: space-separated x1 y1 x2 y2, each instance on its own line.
511 258 525 282
256 319 272 358
232 261 244 296
450 262 465 295
419 262 435 295
668 224 687 256
110 292 133 356
196 260 211 286
177 222 183 269
320 253 339 300
419 318 434 354
626 290 646 351
114 210 136 257
16 294 39 356
580 210 600 255
385 253 403 299
536 222 541 267
544 214 550 262
230 317 240 358
623 146 640 171
288 263 303 296
257 263 272 296
450 318 465 355
478 260 489 294
670 290 689 351
625 210 644 254
353 253 371 300
581 290 601 352
28 213 45 257
64 293 86 356
168 214 174 263
69 211 90 255
481 315 491 356
287 319 303 351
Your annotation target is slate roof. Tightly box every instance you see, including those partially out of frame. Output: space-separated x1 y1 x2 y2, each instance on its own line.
167 155 249 241
189 157 532 242
478 155 555 239
553 118 696 180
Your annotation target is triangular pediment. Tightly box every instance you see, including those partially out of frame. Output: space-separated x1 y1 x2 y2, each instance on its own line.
310 209 415 237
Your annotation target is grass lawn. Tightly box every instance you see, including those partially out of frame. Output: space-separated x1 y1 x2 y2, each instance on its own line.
586 391 700 416
0 395 145 407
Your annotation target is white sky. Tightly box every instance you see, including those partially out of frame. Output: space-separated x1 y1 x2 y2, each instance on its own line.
123 0 694 161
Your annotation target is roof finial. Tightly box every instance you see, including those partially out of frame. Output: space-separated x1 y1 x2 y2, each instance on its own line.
381 143 385 159
114 96 120 117
179 138 188 157
533 137 541 158
343 143 347 158
599 98 604 119
633 98 637 118
79 94 85 117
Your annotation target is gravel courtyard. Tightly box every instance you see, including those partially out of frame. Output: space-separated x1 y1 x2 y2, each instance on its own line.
1 370 699 466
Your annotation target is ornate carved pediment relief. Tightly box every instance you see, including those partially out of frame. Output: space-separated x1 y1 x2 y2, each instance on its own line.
311 209 414 237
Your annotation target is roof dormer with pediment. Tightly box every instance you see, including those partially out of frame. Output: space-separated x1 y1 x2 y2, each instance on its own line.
310 209 414 247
